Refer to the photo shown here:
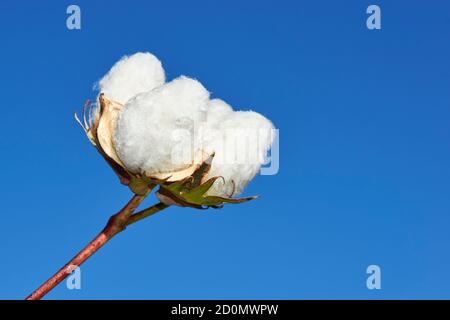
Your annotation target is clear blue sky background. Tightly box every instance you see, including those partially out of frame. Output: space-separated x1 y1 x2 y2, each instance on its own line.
0 0 449 299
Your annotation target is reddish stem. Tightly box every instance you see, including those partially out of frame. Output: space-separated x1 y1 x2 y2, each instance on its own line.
26 193 147 300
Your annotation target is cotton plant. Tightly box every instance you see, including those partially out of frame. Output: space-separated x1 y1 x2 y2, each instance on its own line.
27 52 275 299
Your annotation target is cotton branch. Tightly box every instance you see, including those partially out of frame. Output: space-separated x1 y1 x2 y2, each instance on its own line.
26 191 168 300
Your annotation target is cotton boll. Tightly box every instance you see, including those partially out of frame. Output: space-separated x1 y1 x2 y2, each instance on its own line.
206 111 274 197
113 76 210 177
97 52 165 104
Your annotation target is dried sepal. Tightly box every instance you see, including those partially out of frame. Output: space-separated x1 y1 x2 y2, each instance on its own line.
75 96 132 186
148 150 211 183
96 94 126 168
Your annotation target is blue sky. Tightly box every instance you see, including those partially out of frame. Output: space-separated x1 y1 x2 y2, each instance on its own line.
0 0 449 299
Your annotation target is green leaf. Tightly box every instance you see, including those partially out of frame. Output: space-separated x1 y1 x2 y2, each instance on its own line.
201 195 258 206
182 176 224 202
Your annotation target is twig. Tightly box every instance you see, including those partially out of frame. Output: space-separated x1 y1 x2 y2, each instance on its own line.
25 191 167 300
126 202 169 226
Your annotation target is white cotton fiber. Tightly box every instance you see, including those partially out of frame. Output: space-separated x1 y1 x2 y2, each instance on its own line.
206 99 234 126
202 99 234 154
113 76 210 176
204 108 274 197
97 52 165 104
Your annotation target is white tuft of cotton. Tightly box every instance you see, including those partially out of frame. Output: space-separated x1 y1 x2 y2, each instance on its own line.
113 76 210 176
206 99 234 125
97 52 165 104
204 107 274 197
202 99 234 155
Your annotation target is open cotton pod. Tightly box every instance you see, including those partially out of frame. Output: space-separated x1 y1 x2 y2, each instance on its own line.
75 51 275 208
75 92 262 208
